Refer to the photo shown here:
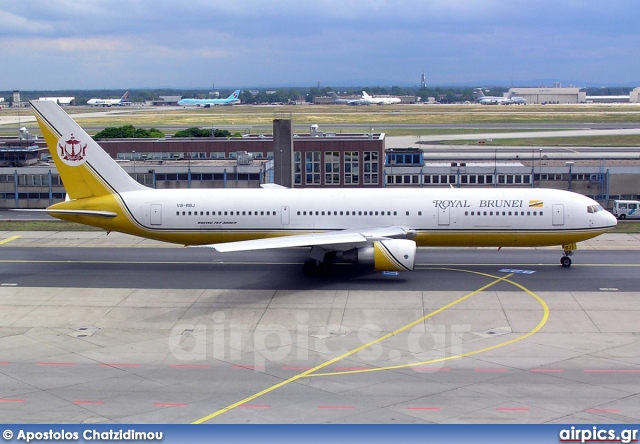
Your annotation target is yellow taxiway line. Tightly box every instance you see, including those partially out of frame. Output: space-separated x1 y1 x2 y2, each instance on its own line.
0 235 21 245
193 268 548 424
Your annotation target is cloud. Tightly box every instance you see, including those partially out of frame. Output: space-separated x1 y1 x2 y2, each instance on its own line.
1 0 639 88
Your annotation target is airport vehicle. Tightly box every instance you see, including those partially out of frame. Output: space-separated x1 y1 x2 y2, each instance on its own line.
612 200 640 219
87 91 129 107
177 90 241 107
473 88 527 105
361 91 401 105
328 92 369 106
29 100 616 272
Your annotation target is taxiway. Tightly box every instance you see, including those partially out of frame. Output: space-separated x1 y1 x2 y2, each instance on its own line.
0 231 639 424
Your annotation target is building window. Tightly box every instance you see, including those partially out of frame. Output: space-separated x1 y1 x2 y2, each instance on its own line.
363 151 379 185
344 151 359 185
294 151 302 185
305 151 321 185
324 151 340 185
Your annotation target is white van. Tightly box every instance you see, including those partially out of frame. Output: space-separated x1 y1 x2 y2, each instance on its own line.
612 200 640 219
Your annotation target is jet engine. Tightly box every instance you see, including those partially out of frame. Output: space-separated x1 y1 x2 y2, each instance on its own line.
342 239 416 272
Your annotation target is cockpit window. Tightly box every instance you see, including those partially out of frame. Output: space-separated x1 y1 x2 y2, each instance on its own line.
587 205 604 213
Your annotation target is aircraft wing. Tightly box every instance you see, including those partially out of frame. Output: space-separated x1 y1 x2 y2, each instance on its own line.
200 226 415 252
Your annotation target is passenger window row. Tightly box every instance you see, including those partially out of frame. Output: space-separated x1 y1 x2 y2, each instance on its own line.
176 210 276 216
295 210 421 216
464 211 543 216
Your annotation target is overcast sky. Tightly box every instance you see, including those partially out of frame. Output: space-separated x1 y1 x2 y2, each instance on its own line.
2 0 639 90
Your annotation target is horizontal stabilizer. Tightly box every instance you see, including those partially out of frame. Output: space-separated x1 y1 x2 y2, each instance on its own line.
11 209 118 218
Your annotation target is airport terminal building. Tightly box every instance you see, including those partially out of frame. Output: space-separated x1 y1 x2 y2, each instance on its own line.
1 124 639 210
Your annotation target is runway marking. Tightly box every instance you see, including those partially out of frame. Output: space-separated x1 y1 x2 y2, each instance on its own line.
192 270 525 424
98 363 140 367
282 366 312 371
238 404 270 409
587 409 620 413
74 400 103 405
38 362 76 366
496 407 529 412
413 367 451 372
0 235 21 245
583 369 640 373
169 364 211 369
475 368 508 372
318 405 353 410
530 368 564 373
0 399 25 403
154 403 187 407
407 407 440 411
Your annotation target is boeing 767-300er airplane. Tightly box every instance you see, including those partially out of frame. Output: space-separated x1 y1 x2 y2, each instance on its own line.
29 100 615 273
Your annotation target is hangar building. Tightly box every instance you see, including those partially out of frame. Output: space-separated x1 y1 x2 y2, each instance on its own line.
507 87 586 104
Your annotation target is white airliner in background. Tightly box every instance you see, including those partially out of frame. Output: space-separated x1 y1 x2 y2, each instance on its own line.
361 91 401 105
328 92 369 106
87 91 129 107
29 100 615 273
473 88 527 105
177 90 241 107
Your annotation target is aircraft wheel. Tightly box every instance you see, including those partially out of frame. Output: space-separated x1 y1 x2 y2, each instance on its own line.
561 256 572 267
303 260 320 275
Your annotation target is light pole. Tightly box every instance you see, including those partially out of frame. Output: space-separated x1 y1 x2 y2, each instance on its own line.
279 149 283 185
566 161 574 191
538 148 542 186
132 150 136 175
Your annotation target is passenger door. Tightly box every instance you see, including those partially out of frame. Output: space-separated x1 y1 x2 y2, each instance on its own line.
552 204 564 226
150 204 162 225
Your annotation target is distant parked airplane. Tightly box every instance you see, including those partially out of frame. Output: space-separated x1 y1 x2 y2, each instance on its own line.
87 91 129 107
177 90 241 107
361 91 401 105
328 92 369 106
473 88 527 105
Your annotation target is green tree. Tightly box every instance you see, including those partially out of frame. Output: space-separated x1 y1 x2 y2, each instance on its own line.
173 127 233 138
94 125 164 140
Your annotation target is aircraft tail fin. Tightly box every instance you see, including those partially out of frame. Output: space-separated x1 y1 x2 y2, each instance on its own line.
473 88 485 98
120 91 129 101
228 90 241 100
362 91 372 99
30 100 146 200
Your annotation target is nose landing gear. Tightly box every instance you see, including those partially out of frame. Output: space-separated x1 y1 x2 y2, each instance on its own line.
561 243 576 267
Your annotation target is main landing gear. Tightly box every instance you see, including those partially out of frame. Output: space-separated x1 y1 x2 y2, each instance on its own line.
302 248 336 275
561 243 576 267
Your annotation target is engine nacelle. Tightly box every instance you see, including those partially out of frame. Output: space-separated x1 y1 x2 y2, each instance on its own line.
343 239 416 272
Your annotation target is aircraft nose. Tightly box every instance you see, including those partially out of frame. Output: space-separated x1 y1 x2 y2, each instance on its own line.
604 210 618 227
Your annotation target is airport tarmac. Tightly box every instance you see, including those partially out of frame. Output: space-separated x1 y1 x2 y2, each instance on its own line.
0 231 639 424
